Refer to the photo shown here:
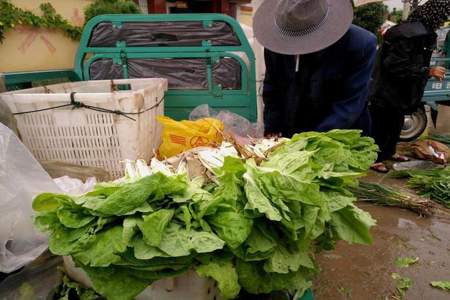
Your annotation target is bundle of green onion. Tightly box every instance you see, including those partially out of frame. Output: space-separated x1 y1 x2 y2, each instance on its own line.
350 181 434 216
391 167 450 208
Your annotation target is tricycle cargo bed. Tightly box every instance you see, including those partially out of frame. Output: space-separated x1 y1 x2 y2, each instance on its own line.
75 14 257 122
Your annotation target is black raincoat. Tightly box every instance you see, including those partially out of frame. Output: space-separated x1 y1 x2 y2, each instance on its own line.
370 22 437 113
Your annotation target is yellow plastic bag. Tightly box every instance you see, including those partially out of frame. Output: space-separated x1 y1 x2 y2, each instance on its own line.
157 116 224 158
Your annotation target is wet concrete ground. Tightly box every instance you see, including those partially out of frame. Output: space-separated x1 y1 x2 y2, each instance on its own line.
314 173 450 300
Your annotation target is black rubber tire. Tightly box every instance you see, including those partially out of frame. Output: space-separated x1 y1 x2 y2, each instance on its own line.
400 108 428 142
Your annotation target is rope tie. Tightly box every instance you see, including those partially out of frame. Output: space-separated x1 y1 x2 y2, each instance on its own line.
13 91 164 122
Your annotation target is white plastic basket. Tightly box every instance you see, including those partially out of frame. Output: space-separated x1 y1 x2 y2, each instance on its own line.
0 79 167 178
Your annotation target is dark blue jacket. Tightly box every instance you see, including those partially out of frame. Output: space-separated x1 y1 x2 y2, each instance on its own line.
263 25 377 137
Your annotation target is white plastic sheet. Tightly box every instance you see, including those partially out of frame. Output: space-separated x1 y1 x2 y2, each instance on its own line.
0 123 59 273
53 176 96 196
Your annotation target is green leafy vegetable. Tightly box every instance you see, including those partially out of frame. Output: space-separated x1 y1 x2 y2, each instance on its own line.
330 206 376 244
391 167 450 208
392 273 413 298
430 281 450 291
395 257 419 268
139 209 174 247
53 273 101 300
350 181 434 217
196 256 240 300
33 130 377 299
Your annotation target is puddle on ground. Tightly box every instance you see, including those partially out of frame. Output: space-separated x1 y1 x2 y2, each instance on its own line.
314 203 450 300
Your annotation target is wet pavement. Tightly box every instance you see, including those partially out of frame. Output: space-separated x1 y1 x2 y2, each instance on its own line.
314 178 450 300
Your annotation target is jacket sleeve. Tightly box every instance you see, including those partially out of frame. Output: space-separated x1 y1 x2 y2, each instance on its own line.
316 35 377 132
262 49 283 134
382 39 430 79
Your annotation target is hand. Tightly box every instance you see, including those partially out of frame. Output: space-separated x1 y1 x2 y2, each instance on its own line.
429 66 446 80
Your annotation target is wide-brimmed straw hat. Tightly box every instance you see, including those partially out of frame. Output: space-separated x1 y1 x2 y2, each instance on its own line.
253 0 354 55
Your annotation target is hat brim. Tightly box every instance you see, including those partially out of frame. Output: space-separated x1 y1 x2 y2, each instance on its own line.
253 0 353 55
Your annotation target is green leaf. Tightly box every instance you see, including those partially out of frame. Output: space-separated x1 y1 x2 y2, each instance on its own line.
264 240 315 274
232 222 277 261
73 226 127 267
330 205 376 245
243 163 282 221
158 224 225 257
122 217 142 245
32 193 72 212
196 256 240 300
56 209 95 229
392 273 413 298
132 238 168 260
179 205 192 231
236 260 312 295
48 224 93 256
207 210 253 249
34 213 59 232
430 281 450 291
138 209 174 247
80 265 152 300
395 257 419 268
324 191 356 212
85 174 186 216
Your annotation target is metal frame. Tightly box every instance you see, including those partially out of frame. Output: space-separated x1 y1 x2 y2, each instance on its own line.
2 69 79 91
74 13 257 121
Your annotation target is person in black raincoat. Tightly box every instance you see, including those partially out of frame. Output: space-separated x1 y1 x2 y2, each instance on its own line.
253 0 377 138
369 0 450 172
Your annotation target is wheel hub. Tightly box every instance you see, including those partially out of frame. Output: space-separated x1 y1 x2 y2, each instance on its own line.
402 115 414 132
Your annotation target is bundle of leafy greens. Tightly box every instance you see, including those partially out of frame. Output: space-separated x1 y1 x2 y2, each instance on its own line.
33 130 377 300
350 181 434 216
391 167 450 208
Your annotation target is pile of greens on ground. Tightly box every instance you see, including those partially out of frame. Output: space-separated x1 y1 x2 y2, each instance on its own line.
33 130 378 300
391 167 450 208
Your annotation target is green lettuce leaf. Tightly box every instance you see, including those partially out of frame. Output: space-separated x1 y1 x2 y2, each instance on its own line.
430 281 450 291
81 265 152 300
264 240 315 274
236 260 312 295
122 217 142 245
33 193 73 212
207 210 253 249
85 174 186 216
73 226 127 267
138 209 174 247
395 256 419 268
196 255 240 300
132 238 168 260
56 209 95 229
330 205 376 245
158 223 225 257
